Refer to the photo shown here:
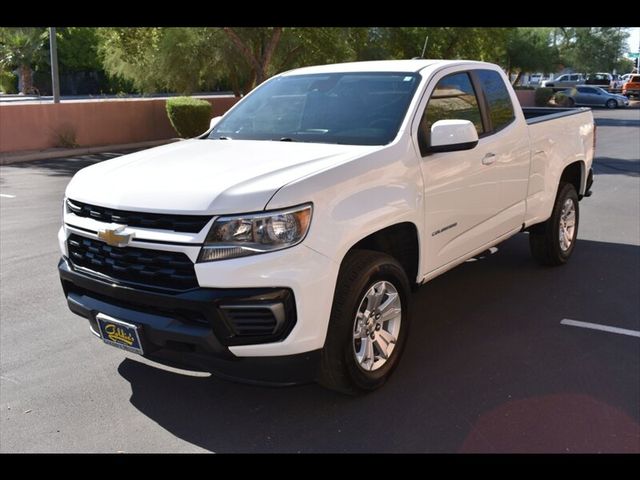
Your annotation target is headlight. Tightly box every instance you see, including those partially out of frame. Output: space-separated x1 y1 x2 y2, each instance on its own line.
197 204 312 262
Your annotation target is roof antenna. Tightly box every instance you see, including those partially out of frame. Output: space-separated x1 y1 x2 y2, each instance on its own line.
421 35 429 58
412 35 429 60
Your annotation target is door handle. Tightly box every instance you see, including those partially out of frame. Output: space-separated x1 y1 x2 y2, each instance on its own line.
482 153 496 165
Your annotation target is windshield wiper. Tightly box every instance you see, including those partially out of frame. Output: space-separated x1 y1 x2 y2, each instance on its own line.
278 137 295 142
217 135 232 140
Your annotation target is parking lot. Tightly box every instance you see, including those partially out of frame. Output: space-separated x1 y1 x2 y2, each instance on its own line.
1 108 638 453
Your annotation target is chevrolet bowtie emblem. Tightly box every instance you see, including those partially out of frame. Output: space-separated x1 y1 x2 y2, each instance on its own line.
97 225 134 247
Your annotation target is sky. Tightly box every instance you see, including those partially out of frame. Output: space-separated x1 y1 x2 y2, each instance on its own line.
627 27 639 54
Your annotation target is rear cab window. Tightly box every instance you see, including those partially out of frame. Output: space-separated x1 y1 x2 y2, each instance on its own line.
475 69 515 133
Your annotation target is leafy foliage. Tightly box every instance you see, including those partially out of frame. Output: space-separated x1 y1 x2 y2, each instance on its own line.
0 69 17 93
554 27 630 74
56 28 102 72
505 28 559 84
166 97 212 138
1 27 633 98
0 27 48 93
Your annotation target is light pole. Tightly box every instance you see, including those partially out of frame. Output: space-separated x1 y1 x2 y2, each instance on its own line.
49 27 60 103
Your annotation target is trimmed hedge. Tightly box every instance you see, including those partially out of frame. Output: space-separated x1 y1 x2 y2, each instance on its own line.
166 97 213 138
534 87 554 107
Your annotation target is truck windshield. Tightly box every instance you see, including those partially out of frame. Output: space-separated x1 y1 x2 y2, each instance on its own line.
208 72 421 146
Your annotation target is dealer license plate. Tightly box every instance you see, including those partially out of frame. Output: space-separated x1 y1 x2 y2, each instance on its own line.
95 313 144 355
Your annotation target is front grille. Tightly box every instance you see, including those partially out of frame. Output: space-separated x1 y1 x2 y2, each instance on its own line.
66 199 211 233
220 306 280 336
67 234 198 291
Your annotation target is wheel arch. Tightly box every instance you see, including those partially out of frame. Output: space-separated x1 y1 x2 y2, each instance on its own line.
342 222 421 286
560 160 586 198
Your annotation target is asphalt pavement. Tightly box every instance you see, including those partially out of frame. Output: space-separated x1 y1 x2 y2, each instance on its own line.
1 108 638 453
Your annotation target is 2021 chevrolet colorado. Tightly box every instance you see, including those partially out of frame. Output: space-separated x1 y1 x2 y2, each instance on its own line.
58 60 595 393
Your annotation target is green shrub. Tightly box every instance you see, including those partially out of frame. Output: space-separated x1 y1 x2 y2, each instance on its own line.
0 70 17 94
553 92 569 107
166 97 212 138
534 87 554 107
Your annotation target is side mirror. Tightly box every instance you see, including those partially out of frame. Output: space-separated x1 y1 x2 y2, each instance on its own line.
209 116 222 129
427 119 479 153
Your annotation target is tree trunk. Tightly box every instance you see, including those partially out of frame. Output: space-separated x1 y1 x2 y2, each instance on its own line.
257 27 282 84
20 64 34 94
223 27 283 92
512 70 523 86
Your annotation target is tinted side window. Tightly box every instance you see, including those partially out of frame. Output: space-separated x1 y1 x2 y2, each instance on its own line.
577 87 590 93
477 69 515 132
418 72 483 154
569 75 579 81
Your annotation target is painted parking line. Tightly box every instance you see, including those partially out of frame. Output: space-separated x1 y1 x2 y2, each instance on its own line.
561 319 640 338
0 194 16 198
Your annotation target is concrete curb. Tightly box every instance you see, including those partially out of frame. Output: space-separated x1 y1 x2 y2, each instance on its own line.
0 138 181 165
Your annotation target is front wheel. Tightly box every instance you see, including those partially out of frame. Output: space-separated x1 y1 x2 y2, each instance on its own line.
529 182 580 266
606 99 617 109
318 250 411 394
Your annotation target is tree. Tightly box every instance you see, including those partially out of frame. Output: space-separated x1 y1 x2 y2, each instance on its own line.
56 27 102 72
378 27 512 63
0 27 47 94
504 28 558 85
96 27 358 97
555 27 630 74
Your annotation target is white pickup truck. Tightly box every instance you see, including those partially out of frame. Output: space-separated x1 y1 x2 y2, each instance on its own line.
58 60 595 394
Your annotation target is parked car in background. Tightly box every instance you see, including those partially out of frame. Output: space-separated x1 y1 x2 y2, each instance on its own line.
585 72 613 90
526 73 550 86
610 74 625 92
541 73 585 90
559 86 629 108
622 75 640 98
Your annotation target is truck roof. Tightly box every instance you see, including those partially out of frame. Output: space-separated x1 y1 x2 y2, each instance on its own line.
281 59 491 76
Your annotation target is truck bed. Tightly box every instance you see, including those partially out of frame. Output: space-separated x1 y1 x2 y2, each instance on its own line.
523 107 591 125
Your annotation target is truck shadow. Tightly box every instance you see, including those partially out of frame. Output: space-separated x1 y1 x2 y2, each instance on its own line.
593 157 640 176
594 117 640 127
2 151 136 177
117 234 640 453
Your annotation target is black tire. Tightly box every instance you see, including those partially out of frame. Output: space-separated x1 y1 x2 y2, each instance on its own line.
606 99 617 109
529 182 580 266
318 250 411 394
566 97 575 107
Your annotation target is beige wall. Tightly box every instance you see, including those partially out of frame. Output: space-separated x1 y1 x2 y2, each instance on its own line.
0 91 537 154
0 96 238 154
515 89 536 107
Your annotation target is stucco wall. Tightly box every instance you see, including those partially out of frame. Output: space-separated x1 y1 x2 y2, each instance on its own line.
0 96 238 154
515 89 536 107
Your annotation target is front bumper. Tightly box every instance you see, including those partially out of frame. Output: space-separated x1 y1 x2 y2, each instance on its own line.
59 257 320 385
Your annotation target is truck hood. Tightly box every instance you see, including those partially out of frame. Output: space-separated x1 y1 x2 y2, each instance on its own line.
65 139 378 214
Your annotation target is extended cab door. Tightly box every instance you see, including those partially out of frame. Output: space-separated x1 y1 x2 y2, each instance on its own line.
414 66 530 274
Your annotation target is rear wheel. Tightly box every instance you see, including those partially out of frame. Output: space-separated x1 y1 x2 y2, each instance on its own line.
606 99 617 109
529 182 580 266
318 250 411 394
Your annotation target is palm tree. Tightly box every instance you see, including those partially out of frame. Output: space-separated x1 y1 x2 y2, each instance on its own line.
0 28 46 94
